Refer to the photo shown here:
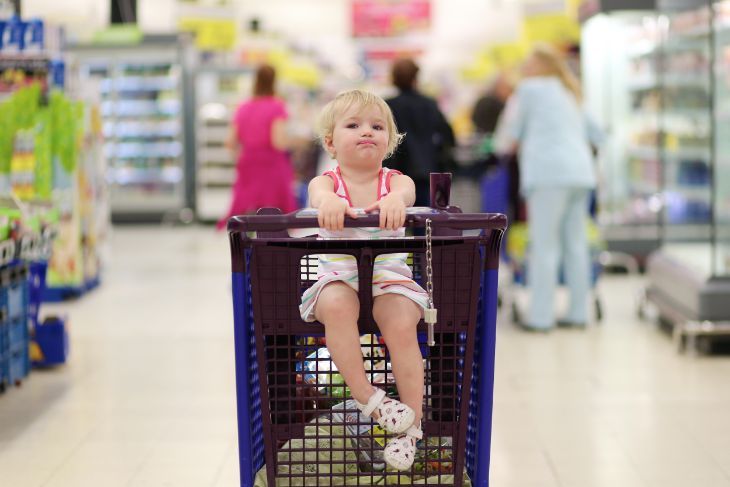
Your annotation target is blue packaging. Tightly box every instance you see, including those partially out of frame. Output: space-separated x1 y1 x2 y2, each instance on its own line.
0 19 7 51
4 16 26 53
24 18 44 53
50 59 65 88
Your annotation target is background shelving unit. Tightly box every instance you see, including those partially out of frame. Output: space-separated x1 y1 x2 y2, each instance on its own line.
642 0 730 352
581 1 662 265
193 67 253 223
67 35 193 223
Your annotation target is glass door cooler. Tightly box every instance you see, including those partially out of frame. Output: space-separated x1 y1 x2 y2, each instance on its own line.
67 35 192 222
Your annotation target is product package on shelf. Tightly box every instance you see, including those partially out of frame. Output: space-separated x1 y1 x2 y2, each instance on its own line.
1 17 108 303
0 15 83 389
44 94 107 301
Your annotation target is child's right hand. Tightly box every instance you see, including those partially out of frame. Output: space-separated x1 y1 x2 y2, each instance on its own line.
318 193 359 231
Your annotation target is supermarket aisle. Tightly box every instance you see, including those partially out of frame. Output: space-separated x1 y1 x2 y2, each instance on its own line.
0 226 729 487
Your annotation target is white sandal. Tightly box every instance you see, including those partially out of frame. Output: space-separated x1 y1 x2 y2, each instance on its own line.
354 387 415 434
384 423 423 471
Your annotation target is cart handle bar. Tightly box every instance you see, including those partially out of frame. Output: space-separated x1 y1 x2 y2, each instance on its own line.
227 208 507 233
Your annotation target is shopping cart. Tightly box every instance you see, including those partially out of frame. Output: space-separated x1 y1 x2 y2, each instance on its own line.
481 163 604 324
228 207 506 486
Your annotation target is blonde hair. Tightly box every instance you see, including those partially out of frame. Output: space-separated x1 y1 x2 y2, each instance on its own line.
317 89 404 158
528 43 582 102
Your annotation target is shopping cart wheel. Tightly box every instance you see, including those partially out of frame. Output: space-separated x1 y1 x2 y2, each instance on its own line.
594 297 603 322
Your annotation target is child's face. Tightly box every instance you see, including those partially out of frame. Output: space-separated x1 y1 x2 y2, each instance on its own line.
325 103 389 168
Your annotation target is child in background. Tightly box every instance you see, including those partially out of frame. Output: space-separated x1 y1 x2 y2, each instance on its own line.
299 89 428 471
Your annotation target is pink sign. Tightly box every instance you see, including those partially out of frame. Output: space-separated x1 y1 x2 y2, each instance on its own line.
352 0 431 37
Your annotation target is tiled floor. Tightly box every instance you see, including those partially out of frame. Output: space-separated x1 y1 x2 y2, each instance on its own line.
1 226 730 486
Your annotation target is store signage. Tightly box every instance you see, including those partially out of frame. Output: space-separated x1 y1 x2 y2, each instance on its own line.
92 24 143 45
524 13 581 44
179 17 236 51
352 0 431 37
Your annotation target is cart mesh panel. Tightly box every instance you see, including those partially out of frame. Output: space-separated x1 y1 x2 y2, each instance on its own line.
246 238 483 485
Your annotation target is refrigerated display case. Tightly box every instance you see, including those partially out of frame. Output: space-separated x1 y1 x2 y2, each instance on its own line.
581 1 662 265
643 0 730 352
66 35 193 222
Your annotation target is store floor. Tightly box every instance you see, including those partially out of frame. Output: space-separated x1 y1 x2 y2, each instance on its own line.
1 226 730 487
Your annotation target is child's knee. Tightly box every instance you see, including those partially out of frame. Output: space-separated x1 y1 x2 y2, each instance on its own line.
373 294 420 326
314 284 359 322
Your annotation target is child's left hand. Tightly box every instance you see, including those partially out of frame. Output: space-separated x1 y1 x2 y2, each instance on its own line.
364 193 407 230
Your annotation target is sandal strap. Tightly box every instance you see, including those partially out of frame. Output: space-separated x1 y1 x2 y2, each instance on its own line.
405 424 423 440
355 387 385 417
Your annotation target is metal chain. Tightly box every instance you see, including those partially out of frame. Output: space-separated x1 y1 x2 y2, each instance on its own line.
426 218 434 309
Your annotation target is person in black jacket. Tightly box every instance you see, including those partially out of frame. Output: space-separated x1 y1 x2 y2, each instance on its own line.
384 58 455 207
471 71 513 135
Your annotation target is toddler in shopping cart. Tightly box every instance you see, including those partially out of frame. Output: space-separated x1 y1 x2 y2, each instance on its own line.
298 89 428 471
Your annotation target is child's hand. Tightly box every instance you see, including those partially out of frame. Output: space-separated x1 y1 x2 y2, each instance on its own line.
364 193 406 230
318 193 358 231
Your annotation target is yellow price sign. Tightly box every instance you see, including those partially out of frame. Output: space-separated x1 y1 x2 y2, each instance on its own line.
523 14 580 45
179 17 236 51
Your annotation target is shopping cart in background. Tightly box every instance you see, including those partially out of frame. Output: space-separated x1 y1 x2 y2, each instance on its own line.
481 161 604 325
227 202 506 485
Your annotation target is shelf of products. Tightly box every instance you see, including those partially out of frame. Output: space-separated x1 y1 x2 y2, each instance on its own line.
659 1 713 240
67 37 191 221
640 0 730 352
714 0 730 274
582 9 664 259
194 67 253 222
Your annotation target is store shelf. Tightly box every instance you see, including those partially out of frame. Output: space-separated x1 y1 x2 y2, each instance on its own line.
70 39 191 221
628 81 657 91
100 99 181 118
109 166 183 185
663 73 710 89
628 180 661 195
196 187 231 222
662 147 711 160
99 76 179 94
198 146 234 164
103 120 181 139
105 141 182 159
197 125 229 141
627 145 660 160
666 185 711 200
663 107 710 118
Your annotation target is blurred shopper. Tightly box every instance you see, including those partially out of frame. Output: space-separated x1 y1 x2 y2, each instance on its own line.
503 44 602 331
471 71 514 135
384 58 455 206
478 72 523 224
217 64 298 229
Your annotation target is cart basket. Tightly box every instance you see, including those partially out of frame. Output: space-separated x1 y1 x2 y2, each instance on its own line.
228 208 506 486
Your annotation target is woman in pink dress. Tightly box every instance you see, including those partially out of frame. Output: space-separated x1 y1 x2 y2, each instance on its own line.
217 64 298 229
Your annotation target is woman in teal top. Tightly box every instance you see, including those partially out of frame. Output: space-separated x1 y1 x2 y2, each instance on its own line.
504 44 602 331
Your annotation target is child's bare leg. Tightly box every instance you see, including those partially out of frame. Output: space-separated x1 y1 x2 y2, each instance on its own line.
314 282 374 405
373 294 424 425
